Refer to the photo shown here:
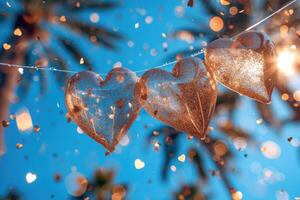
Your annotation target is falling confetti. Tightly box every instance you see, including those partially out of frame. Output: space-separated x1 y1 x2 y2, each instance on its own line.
77 126 84 134
26 172 37 184
33 125 40 133
231 191 243 200
178 154 186 162
1 120 10 127
145 16 153 24
153 141 160 151
59 15 67 22
175 31 194 43
134 159 145 169
16 143 23 149
90 13 100 23
288 137 300 147
16 108 33 133
79 58 84 64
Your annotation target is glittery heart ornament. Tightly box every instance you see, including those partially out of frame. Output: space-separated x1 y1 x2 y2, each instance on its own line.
65 68 141 152
204 31 277 103
135 57 217 139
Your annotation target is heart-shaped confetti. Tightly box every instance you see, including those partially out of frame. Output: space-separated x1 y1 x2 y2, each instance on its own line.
204 31 277 103
26 172 37 183
65 68 141 152
135 57 217 139
134 159 145 169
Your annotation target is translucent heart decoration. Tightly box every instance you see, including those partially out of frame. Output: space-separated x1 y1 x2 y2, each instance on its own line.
65 68 141 152
204 31 277 103
135 57 217 139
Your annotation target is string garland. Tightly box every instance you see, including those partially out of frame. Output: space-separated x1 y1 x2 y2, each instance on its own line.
0 0 298 76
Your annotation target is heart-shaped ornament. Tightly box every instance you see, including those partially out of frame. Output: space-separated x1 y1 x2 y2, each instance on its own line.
204 31 277 103
65 68 141 152
135 57 217 139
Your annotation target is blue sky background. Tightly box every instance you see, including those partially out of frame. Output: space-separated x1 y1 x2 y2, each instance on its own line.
0 0 300 199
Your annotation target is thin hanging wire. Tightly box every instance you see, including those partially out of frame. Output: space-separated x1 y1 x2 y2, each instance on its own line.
0 0 298 76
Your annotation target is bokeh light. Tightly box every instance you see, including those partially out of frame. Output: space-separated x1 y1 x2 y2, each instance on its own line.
261 141 281 159
209 16 224 32
277 50 296 77
65 171 88 197
16 108 33 133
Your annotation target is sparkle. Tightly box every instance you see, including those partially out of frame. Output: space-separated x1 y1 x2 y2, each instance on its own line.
16 108 33 133
80 58 84 64
59 15 67 22
170 165 176 172
14 28 22 36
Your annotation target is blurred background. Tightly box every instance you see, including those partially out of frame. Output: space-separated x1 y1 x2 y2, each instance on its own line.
0 0 299 199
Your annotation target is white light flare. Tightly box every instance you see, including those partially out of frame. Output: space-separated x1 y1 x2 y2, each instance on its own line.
277 50 296 77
